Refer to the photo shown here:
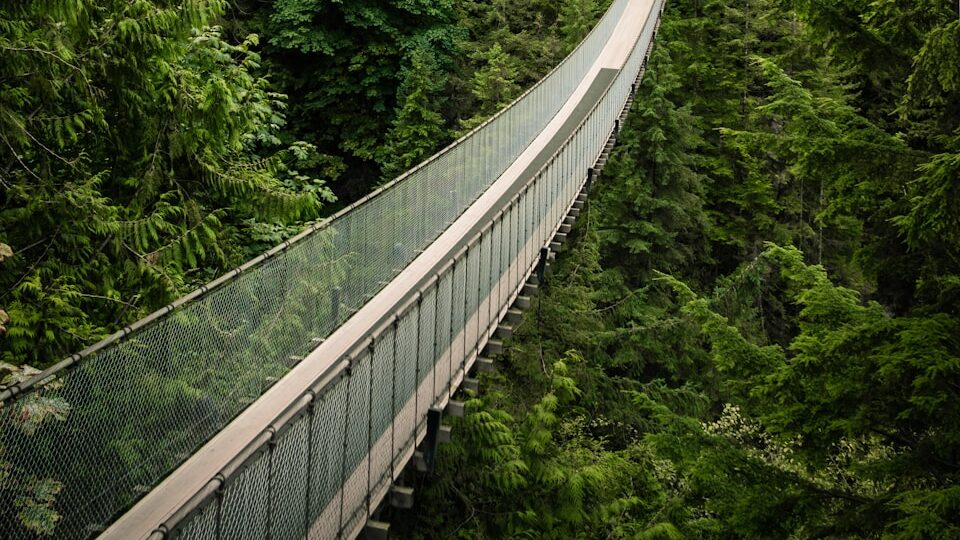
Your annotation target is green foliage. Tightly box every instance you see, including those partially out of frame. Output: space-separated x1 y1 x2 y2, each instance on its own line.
557 0 600 53
261 0 461 197
378 45 448 180
455 0 566 91
458 43 523 132
596 42 710 282
1 364 70 534
0 0 332 369
720 55 923 287
3 0 958 536
240 0 588 199
403 1 960 538
413 356 656 539
651 245 960 537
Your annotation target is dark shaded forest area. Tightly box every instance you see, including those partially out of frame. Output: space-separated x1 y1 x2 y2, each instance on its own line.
2 0 960 537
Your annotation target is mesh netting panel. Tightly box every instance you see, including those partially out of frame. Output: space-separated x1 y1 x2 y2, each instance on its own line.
417 287 438 429
464 244 481 353
530 174 541 249
282 229 342 346
502 206 513 288
433 271 453 403
548 160 558 231
538 168 549 243
340 352 372 532
501 212 513 308
513 200 524 282
478 230 493 336
331 211 361 319
269 414 311 540
449 260 467 383
369 329 395 498
306 376 348 539
394 306 419 467
522 188 533 269
489 219 503 315
220 449 271 540
171 497 219 540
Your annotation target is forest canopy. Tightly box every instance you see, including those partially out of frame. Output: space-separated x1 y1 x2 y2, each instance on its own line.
394 1 960 538
2 0 959 537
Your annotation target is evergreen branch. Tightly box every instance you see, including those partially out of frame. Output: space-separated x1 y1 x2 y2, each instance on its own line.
0 226 60 302
12 237 51 256
118 239 182 303
3 110 82 170
140 118 169 185
0 46 86 76
138 214 217 262
0 129 41 182
50 290 139 309
724 129 931 159
603 317 686 336
448 484 478 536
566 287 645 314
795 474 873 505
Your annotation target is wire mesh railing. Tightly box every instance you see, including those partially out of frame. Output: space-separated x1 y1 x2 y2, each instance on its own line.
147 1 664 538
0 0 645 538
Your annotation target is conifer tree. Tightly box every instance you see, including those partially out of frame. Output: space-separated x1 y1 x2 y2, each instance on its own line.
378 45 448 180
459 43 522 131
557 0 599 53
596 44 710 283
656 245 960 537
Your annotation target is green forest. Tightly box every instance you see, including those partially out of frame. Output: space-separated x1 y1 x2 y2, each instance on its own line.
395 1 960 539
2 0 960 537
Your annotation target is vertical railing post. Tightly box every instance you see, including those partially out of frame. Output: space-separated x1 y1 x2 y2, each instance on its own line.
390 318 399 484
265 440 276 539
365 343 375 518
514 202 521 289
393 242 404 273
447 259 457 401
414 295 423 437
338 367 352 537
303 396 316 537
431 276 441 408
475 240 483 353
463 246 471 375
214 484 225 539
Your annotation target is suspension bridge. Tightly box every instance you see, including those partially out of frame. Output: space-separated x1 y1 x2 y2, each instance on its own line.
0 0 664 537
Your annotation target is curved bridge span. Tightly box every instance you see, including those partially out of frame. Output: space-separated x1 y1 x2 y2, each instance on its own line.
0 0 664 537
